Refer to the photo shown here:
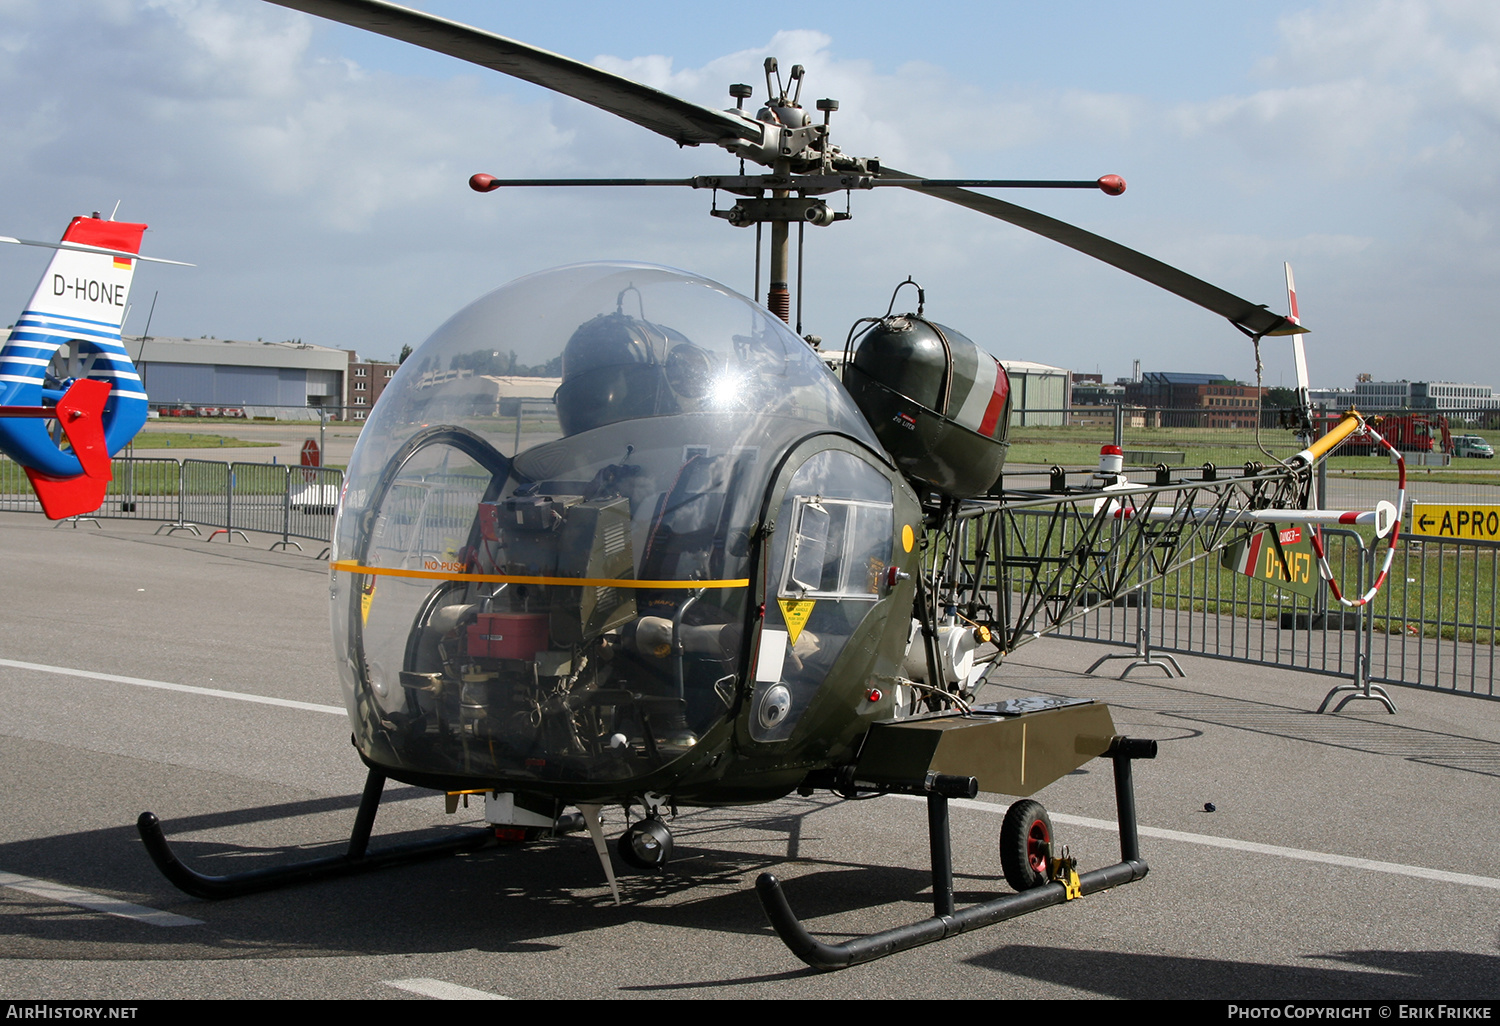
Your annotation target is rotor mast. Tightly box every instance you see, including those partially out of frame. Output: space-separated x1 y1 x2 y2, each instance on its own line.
754 65 850 329
764 60 798 324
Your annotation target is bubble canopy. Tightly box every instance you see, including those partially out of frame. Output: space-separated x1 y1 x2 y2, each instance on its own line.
330 263 891 795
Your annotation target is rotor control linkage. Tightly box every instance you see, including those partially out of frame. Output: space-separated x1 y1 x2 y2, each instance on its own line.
468 173 1126 197
468 173 880 196
137 768 493 900
756 736 1156 970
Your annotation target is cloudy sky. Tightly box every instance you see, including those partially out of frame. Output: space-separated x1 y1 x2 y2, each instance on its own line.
0 0 1495 390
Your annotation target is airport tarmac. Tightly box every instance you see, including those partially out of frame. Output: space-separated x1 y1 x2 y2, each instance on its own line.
0 511 1496 1000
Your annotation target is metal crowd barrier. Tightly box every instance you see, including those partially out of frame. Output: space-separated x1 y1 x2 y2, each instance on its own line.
1366 537 1499 699
1030 512 1499 704
0 457 40 514
1053 526 1380 706
0 455 342 553
227 461 286 540
286 466 341 553
181 459 239 542
4 449 1496 702
108 458 183 522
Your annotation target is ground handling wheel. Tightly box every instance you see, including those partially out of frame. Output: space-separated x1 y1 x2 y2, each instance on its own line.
999 799 1054 891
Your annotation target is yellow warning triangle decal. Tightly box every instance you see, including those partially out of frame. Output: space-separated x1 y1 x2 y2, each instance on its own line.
778 598 815 646
360 580 376 624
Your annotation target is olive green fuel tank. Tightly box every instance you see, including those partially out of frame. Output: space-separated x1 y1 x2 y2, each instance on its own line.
841 313 1012 499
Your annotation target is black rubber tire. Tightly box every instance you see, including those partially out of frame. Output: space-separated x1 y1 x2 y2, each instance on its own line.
999 799 1054 891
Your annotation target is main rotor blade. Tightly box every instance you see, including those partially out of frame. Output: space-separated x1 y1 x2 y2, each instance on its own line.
267 0 763 151
886 168 1304 338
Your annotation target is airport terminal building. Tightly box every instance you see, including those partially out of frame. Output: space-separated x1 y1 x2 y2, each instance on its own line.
1354 379 1496 414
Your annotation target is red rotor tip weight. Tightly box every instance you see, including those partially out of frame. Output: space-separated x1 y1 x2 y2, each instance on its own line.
1097 174 1126 196
469 173 501 193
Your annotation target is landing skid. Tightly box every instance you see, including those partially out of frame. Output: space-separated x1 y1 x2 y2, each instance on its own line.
139 744 1155 972
756 736 1156 970
137 769 493 899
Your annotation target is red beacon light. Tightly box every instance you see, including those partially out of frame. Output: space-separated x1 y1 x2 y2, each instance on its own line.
1097 175 1126 196
1097 444 1125 478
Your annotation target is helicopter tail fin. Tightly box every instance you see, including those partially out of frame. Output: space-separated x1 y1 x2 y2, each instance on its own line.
0 215 149 478
14 213 146 319
6 215 147 396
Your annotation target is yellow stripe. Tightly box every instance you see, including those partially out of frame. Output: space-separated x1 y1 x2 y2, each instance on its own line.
328 559 748 590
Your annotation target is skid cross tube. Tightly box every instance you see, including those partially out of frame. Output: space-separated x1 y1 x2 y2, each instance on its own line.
756 736 1156 970
137 768 494 899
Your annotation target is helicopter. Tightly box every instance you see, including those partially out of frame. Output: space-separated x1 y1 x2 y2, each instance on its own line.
0 214 189 519
133 0 1392 970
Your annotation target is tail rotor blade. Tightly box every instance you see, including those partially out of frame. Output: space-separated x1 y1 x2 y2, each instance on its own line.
1285 262 1316 453
1286 262 1311 392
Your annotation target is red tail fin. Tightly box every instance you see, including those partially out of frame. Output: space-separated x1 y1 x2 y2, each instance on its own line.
19 379 112 519
25 465 110 520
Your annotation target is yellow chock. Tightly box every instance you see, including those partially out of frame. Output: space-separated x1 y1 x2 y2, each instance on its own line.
1051 844 1082 900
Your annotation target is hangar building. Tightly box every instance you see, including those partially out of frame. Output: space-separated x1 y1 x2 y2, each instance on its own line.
129 336 348 415
1000 359 1070 427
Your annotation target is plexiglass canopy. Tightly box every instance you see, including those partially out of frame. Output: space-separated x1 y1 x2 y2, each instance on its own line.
330 263 885 792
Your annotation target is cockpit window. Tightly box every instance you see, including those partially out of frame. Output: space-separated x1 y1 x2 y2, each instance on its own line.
782 497 894 599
